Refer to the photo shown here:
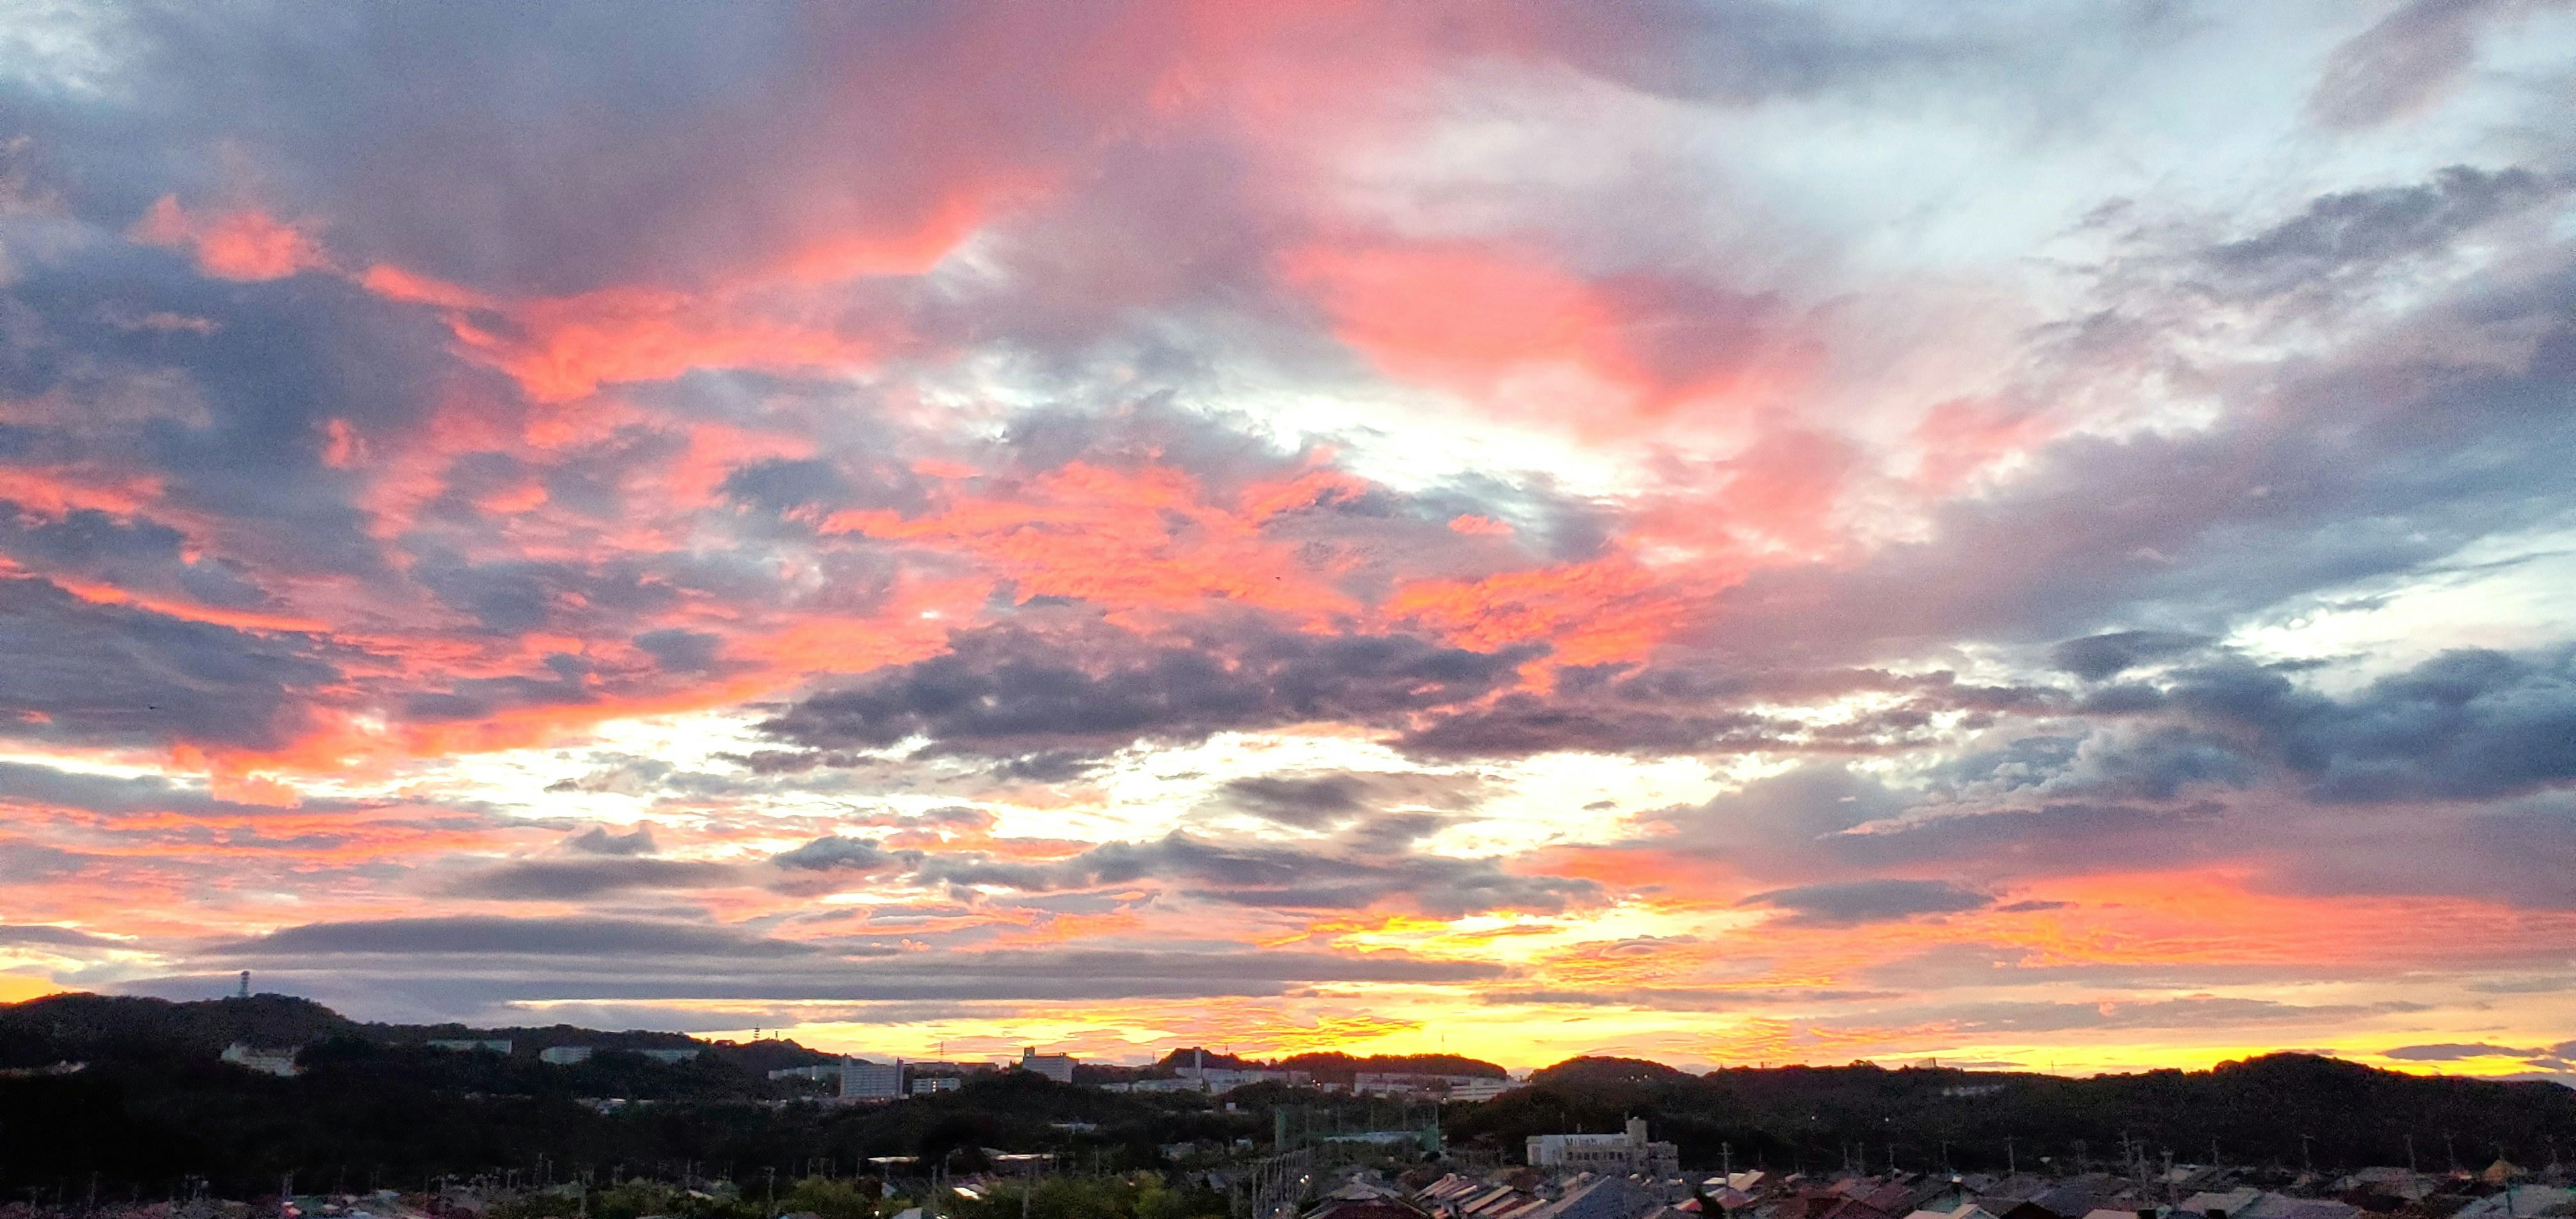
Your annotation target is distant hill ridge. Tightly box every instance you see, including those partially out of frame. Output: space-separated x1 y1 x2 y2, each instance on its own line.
1146 1045 1509 1082
0 990 840 1067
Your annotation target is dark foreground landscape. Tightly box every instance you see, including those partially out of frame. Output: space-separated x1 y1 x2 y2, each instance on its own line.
3 992 2570 1211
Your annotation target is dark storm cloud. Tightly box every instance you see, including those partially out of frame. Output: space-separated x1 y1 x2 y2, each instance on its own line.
759 618 1538 762
443 857 741 900
1737 878 1995 926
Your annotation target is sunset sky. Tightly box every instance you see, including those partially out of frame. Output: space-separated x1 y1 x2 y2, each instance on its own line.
1 1 2573 1082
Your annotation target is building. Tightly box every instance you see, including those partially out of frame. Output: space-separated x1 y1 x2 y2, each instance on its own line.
1019 1046 1076 1083
1355 1071 1514 1101
911 1075 961 1095
639 1047 700 1063
427 1038 513 1054
219 1042 301 1077
769 1063 841 1081
842 1055 904 1099
1525 1118 1680 1179
539 1045 594 1065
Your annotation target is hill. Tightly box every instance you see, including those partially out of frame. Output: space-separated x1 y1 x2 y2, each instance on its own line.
7 993 2573 1200
1448 1052 2576 1176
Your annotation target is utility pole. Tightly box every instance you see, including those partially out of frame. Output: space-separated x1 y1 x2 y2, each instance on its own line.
2005 1136 2016 1175
2300 1135 2314 1175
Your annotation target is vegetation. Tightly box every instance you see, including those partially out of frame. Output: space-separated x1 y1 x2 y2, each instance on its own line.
1446 1054 2576 1176
5 995 2572 1200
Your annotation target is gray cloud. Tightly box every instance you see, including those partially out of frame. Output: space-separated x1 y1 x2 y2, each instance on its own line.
1215 770 1484 829
207 915 812 958
1737 878 1995 925
914 831 1598 918
0 576 336 750
443 857 741 900
760 617 1538 763
2307 0 2516 130
2381 1041 2543 1061
2049 630 2210 682
0 924 123 949
771 835 900 872
564 825 657 856
2170 647 2576 802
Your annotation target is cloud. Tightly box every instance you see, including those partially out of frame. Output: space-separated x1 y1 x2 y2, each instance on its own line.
914 831 1599 918
1737 879 1995 926
2306 0 2515 129
771 835 898 872
207 915 810 958
564 825 657 856
0 924 123 949
443 858 741 900
759 617 1538 764
2049 631 2210 681
2381 1042 2543 1061
2171 648 2576 802
0 576 337 751
1214 770 1484 828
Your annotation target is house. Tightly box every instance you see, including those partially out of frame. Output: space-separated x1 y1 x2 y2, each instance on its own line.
538 1045 593 1065
220 1041 300 1077
1529 1177 1668 1219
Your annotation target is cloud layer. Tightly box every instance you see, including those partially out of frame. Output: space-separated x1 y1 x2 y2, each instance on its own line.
0 0 2572 1074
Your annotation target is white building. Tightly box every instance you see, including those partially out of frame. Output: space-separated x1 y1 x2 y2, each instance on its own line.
539 1045 593 1065
1019 1047 1075 1083
427 1038 513 1054
1356 1071 1507 1099
639 1047 700 1063
220 1042 300 1077
1446 1078 1511 1102
769 1063 841 1081
842 1056 904 1099
1526 1118 1679 1178
911 1075 962 1095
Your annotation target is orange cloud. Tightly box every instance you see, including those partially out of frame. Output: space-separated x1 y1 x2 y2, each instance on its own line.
1280 241 1809 431
131 197 329 281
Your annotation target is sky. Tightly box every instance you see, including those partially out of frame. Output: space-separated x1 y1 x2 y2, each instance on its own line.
0 0 2573 1083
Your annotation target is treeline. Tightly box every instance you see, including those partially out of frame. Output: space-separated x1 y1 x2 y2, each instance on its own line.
1079 1047 1509 1085
9 994 2575 1198
1444 1055 2576 1175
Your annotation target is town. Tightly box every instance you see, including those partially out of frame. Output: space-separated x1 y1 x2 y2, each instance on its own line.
3 994 2569 1219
